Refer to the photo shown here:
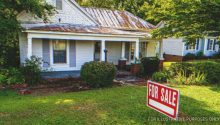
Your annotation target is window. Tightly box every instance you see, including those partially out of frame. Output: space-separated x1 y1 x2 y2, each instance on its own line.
207 39 215 51
94 42 101 61
187 45 196 50
56 0 62 10
53 40 67 64
140 42 148 58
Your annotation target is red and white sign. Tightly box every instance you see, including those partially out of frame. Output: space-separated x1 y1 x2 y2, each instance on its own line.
147 81 180 120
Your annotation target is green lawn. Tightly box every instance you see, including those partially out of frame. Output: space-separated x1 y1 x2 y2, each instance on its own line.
0 85 220 125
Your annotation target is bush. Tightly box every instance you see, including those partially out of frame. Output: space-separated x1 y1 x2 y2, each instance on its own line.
168 70 207 85
152 71 168 83
20 56 42 85
80 61 117 88
196 51 206 59
141 57 159 76
169 61 220 84
184 53 196 60
0 68 25 85
212 51 220 59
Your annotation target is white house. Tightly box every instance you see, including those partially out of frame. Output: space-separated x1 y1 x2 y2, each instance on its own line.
18 0 163 71
156 21 220 61
163 37 219 57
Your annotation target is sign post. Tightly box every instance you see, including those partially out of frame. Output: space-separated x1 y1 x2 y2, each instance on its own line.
147 81 180 120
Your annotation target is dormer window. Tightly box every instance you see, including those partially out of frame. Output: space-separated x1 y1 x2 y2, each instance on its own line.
56 0 62 10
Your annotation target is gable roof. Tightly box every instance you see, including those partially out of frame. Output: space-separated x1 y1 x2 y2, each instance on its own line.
84 7 155 31
68 0 99 25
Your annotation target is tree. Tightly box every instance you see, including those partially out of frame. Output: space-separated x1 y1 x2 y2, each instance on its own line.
0 0 55 67
142 0 220 43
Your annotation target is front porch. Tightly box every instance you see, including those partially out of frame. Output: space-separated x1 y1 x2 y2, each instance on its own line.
20 30 164 71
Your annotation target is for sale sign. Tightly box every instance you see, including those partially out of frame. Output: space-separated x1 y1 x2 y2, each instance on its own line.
147 81 180 120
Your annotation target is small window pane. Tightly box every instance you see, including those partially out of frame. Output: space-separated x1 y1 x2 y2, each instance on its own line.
56 0 62 10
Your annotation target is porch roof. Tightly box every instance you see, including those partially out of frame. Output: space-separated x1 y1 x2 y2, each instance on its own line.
25 24 151 37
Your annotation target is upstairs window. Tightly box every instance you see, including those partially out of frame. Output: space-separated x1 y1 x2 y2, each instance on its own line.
56 0 62 10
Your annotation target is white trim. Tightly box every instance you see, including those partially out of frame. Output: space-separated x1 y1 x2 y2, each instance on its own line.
121 42 126 59
207 39 215 51
27 32 142 43
27 36 32 59
135 39 140 59
101 40 106 61
25 30 151 39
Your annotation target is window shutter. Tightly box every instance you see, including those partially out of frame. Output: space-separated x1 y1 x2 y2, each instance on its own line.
42 39 50 67
196 39 199 50
69 41 76 67
207 39 210 50
213 39 217 50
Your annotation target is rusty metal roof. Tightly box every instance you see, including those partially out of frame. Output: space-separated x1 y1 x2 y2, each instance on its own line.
28 24 150 36
84 7 155 31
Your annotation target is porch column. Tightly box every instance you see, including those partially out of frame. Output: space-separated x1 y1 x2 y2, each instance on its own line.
121 42 126 59
27 36 32 59
159 40 164 60
135 39 140 59
101 40 106 61
203 38 208 56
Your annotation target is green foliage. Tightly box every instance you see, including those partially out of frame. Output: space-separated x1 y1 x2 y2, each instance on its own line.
168 70 207 85
196 51 205 59
184 53 196 60
144 0 220 42
141 57 159 76
0 0 55 67
80 61 117 88
169 62 220 84
20 56 42 85
212 51 220 59
152 71 168 83
0 68 25 85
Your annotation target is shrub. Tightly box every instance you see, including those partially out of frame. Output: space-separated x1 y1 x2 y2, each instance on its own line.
0 68 25 85
0 74 7 85
168 70 207 85
152 71 168 83
20 56 42 85
169 61 220 84
141 57 159 76
184 53 196 60
212 51 220 59
194 62 220 84
196 51 206 59
80 61 117 88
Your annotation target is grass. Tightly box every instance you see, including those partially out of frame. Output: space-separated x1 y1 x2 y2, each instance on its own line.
0 85 220 125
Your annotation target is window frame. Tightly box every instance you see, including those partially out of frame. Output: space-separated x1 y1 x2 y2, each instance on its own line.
52 40 67 64
52 40 68 64
50 39 70 68
207 39 215 51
